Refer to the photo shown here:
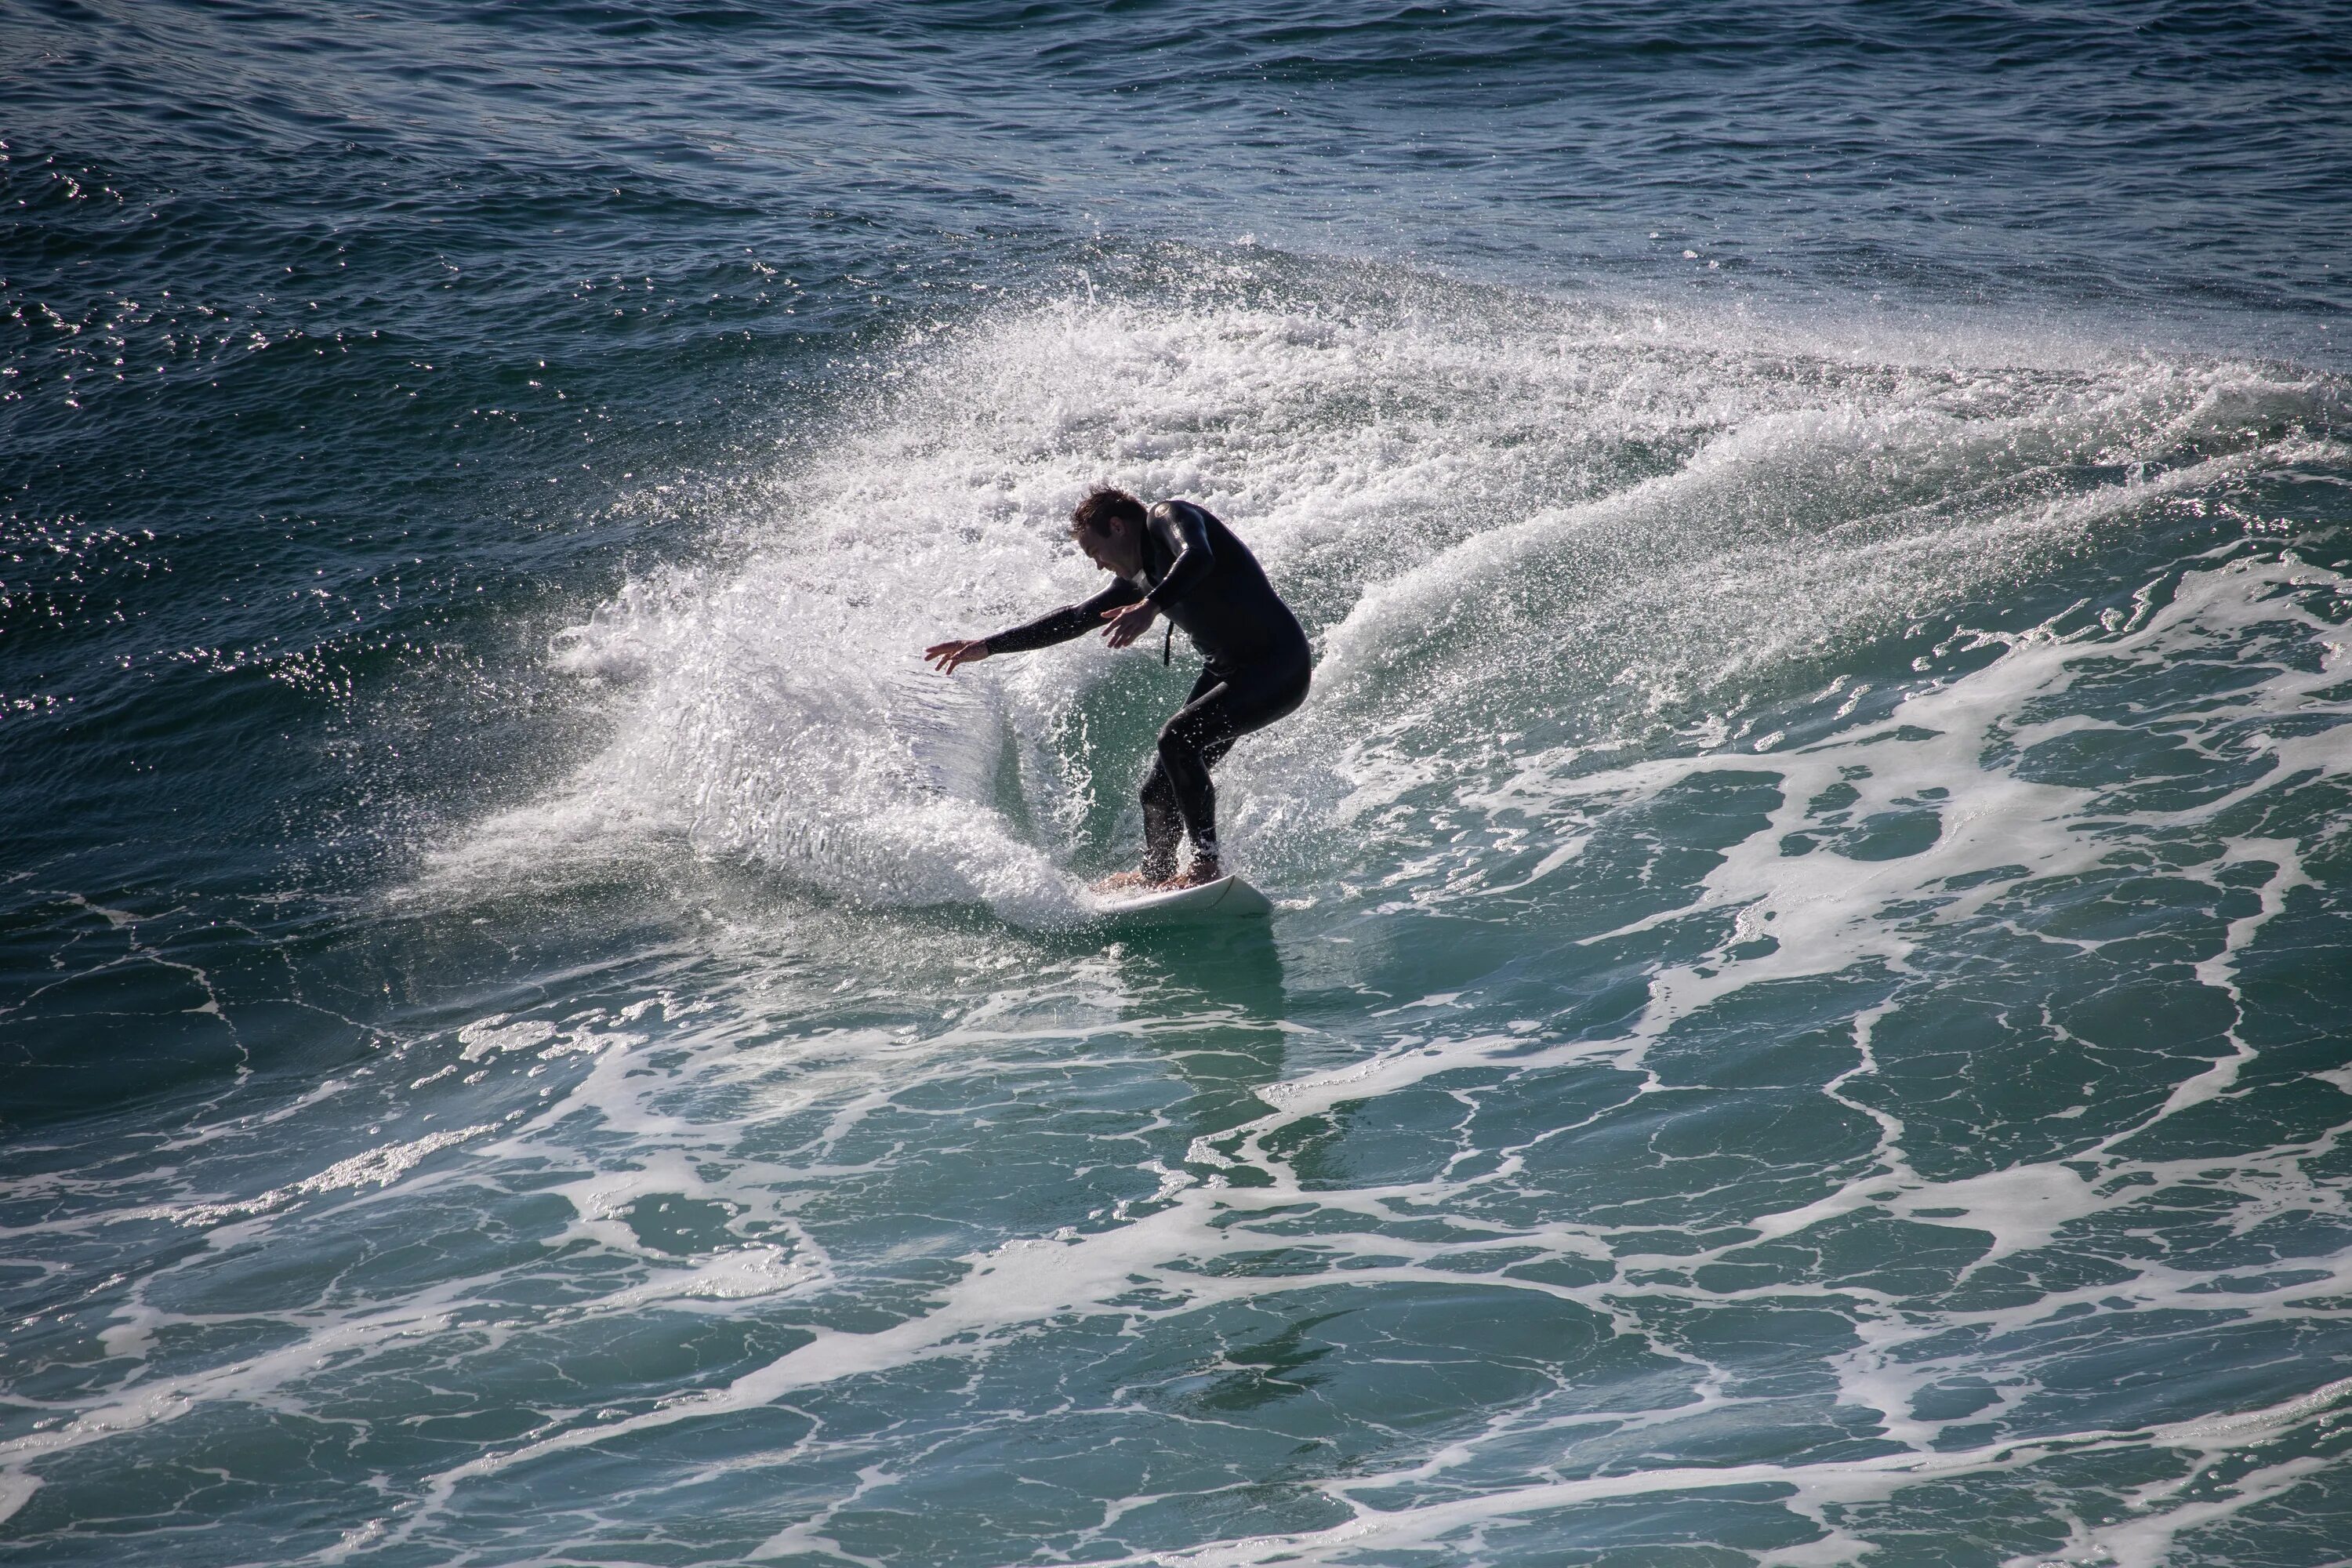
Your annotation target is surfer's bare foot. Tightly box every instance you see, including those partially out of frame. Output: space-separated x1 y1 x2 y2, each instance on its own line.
1093 869 1154 893
1170 858 1222 888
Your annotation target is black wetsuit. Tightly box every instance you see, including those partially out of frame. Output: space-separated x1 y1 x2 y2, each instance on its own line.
982 500 1312 879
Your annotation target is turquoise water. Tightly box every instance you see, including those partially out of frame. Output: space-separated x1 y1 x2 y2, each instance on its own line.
6 4 2352 1564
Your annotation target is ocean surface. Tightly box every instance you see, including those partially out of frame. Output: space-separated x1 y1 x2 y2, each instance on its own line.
6 2 2352 1563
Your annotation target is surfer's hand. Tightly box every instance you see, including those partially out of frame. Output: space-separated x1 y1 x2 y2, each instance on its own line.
924 639 989 673
1100 601 1157 649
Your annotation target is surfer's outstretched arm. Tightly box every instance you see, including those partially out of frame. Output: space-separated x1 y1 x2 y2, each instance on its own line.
925 579 1142 673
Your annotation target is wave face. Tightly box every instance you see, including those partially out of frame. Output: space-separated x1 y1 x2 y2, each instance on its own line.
8 4 2352 1567
456 285 2340 921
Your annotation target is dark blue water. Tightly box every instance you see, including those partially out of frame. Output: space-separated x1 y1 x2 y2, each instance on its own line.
7 3 2352 1564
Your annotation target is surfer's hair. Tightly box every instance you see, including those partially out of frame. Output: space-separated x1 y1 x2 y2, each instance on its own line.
1071 486 1146 535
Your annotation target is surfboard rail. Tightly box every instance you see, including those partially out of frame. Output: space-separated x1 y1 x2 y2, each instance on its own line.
1085 873 1274 921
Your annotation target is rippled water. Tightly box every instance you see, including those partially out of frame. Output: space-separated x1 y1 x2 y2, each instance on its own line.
6 3 2352 1565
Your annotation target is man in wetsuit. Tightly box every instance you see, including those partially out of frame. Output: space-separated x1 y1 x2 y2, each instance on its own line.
924 487 1312 890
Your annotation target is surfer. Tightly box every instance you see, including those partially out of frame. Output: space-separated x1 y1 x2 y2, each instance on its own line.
925 488 1312 891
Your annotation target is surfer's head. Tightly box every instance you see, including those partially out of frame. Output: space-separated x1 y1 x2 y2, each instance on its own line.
1070 486 1147 575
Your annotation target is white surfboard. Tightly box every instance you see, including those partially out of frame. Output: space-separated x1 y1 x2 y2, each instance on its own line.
1087 874 1274 922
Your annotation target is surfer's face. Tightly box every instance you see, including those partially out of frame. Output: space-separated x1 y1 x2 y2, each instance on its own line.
1073 518 1142 577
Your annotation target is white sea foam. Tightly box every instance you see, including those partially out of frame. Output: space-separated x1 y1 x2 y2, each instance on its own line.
400 549 2347 1566
423 284 2331 929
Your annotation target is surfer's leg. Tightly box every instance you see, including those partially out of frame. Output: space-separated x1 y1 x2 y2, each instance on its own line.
1137 757 1184 883
1153 685 1231 875
1137 668 1221 884
1154 657 1311 872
